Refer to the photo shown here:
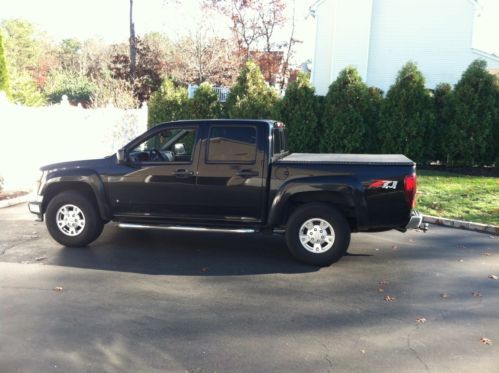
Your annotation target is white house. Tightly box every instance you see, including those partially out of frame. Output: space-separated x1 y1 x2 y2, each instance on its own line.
310 0 499 95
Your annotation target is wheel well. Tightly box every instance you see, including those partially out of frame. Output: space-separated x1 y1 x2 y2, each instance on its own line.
282 192 358 231
42 182 99 215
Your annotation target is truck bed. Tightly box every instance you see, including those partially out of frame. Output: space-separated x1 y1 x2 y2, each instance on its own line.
278 153 415 166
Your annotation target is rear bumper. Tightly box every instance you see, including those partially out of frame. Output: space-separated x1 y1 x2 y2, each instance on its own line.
405 210 428 231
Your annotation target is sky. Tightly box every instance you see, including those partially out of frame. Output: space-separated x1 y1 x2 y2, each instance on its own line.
0 0 498 62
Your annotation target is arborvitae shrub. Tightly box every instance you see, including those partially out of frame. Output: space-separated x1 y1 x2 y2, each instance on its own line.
148 78 188 128
320 66 376 153
433 83 453 163
278 73 318 152
447 59 499 166
189 82 222 119
378 62 435 163
226 60 278 119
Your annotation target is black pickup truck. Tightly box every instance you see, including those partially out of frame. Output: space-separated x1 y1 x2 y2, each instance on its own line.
28 119 426 266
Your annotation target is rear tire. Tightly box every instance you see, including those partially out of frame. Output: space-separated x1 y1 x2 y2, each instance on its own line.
285 204 351 266
46 191 103 247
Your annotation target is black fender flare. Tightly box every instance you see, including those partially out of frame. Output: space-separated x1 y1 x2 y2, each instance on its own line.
267 175 368 228
41 169 111 221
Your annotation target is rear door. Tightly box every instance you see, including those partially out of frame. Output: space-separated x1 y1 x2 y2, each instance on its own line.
196 124 266 222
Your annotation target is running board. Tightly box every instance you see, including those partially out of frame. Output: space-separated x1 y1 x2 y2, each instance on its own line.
118 223 256 234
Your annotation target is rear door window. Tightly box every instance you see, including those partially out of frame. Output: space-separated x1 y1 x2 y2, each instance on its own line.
207 126 257 163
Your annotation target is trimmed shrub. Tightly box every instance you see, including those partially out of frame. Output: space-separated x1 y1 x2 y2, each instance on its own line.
189 82 223 119
44 71 96 105
378 62 435 163
447 59 499 166
226 60 278 119
148 78 188 128
320 66 377 153
433 83 453 163
0 31 9 96
278 72 318 152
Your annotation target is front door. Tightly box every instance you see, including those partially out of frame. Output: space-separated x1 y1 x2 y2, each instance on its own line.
107 126 201 219
195 124 265 222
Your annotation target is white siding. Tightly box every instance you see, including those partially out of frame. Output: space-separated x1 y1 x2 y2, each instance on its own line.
328 0 373 86
367 0 477 91
311 0 499 94
311 0 335 95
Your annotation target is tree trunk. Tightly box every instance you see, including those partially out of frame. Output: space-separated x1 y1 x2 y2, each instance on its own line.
129 0 137 83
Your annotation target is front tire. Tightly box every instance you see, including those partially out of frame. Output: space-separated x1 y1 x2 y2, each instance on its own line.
286 204 351 266
46 191 103 247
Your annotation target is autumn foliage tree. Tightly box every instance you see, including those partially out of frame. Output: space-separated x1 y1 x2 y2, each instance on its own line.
110 38 164 104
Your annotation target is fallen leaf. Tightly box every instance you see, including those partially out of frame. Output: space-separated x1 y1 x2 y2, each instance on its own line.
471 291 482 297
384 295 396 302
53 286 63 292
440 292 449 299
488 274 498 280
480 337 492 345
416 317 426 324
201 267 209 273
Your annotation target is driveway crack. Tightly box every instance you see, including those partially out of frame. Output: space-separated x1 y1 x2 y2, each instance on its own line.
407 332 431 373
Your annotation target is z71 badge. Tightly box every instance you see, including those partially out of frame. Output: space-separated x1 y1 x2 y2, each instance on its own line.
368 180 398 189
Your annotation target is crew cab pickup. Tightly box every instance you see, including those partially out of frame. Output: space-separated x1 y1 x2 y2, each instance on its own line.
28 119 426 266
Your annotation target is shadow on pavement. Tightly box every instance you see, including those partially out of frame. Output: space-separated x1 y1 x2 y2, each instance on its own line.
50 225 322 276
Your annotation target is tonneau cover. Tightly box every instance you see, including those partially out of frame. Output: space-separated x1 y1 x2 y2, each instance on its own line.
278 153 415 166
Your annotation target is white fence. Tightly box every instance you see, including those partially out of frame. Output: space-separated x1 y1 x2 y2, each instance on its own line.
187 84 231 102
0 94 148 191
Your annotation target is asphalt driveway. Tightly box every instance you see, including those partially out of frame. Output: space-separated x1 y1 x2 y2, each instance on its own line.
0 204 498 372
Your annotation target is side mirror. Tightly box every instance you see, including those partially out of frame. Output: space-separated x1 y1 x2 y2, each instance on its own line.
116 148 126 165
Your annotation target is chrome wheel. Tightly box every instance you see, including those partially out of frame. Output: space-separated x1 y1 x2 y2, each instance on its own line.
299 218 335 253
56 204 86 237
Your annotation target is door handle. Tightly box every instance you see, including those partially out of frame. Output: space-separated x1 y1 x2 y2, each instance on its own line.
173 169 194 178
236 169 259 178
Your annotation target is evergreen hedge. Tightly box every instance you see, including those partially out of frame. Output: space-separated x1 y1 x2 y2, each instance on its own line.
446 60 499 166
189 82 223 119
377 62 435 163
320 67 377 153
278 72 318 152
226 60 278 119
148 78 188 128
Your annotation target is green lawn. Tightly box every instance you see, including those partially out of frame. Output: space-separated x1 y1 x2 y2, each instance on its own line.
417 170 499 226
